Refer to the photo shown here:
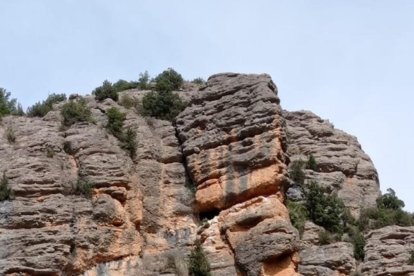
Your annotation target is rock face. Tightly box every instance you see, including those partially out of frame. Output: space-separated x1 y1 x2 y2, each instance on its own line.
176 73 299 275
299 242 356 276
361 226 414 275
0 72 409 276
283 110 380 215
0 97 197 275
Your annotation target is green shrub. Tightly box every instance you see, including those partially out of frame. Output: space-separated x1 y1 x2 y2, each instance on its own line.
0 172 13 201
358 189 413 231
377 188 405 210
304 181 345 233
287 200 308 236
138 71 150 89
5 126 16 143
318 230 334 245
351 230 366 261
61 99 92 127
0 88 23 117
113 79 138 92
408 250 414 265
106 107 126 139
93 80 118 101
306 154 317 170
120 128 137 159
289 160 306 185
120 94 139 109
27 93 67 117
141 90 186 121
192 77 206 85
105 107 137 159
188 240 211 276
154 68 184 92
75 178 93 198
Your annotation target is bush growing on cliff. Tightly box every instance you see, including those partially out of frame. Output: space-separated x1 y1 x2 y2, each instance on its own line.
93 80 118 101
287 200 308 236
289 160 306 185
188 240 211 276
138 71 150 90
0 88 23 117
27 93 67 117
0 172 13 201
106 107 126 138
141 90 186 121
306 154 317 171
408 251 414 265
105 107 137 159
154 68 183 92
358 188 414 231
61 99 92 127
304 181 345 233
74 178 93 198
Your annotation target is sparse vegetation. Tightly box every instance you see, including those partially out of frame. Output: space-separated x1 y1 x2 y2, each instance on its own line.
27 93 67 117
74 178 93 198
63 141 77 155
120 94 139 109
289 159 306 185
0 88 23 117
141 90 186 121
121 128 137 159
306 154 317 170
46 146 55 158
350 229 366 261
287 200 307 236
192 77 206 85
408 250 414 265
188 240 211 276
105 107 137 159
318 230 334 245
137 71 150 89
106 107 126 138
61 99 92 127
0 172 13 201
5 126 16 143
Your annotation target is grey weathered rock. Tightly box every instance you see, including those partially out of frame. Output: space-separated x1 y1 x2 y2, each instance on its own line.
299 242 356 275
283 110 380 216
361 226 414 276
0 97 197 275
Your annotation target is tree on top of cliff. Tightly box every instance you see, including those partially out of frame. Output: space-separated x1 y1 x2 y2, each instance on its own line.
377 188 405 210
0 88 24 117
154 68 183 92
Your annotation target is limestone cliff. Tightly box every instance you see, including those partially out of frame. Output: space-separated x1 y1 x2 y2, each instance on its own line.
0 73 410 276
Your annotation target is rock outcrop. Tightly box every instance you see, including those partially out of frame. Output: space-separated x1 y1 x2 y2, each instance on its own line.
283 110 380 215
0 97 197 275
0 72 410 276
361 226 414 275
176 73 299 275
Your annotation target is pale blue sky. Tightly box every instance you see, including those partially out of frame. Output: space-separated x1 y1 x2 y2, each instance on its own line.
1 1 413 210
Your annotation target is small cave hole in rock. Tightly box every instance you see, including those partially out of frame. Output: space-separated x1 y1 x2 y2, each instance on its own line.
199 208 220 221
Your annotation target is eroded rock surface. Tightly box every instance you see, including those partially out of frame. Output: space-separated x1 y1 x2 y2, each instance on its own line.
0 96 196 275
361 226 414 276
283 110 380 215
177 73 299 275
299 242 356 276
